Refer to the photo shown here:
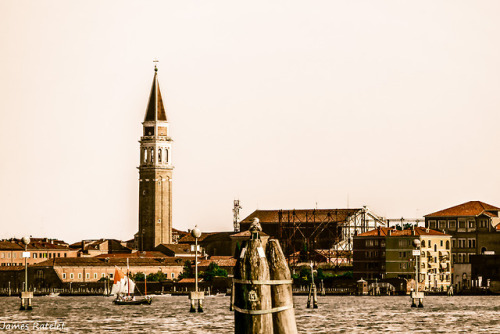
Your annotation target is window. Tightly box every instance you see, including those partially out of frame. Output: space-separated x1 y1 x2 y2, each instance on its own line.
37 270 44 279
32 253 36 259
86 273 90 279
110 273 114 279
58 253 61 258
429 221 436 229
150 148 154 163
13 253 16 258
452 239 456 248
468 221 475 229
94 273 98 279
440 240 443 247
366 240 374 247
64 253 67 258
479 220 487 228
171 273 175 279
446 241 450 249
449 220 456 229
452 254 456 263
458 239 466 248
0 253 3 259
78 273 82 279
434 244 437 252
468 239 476 249
438 221 446 229
143 148 148 163
70 273 74 279
165 149 169 163
62 273 66 279
459 220 466 229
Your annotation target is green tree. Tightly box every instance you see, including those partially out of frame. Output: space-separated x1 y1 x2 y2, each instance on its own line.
133 272 146 281
179 260 194 279
146 271 167 281
201 262 228 281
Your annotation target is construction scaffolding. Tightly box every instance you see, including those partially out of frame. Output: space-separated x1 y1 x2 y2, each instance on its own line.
240 206 385 267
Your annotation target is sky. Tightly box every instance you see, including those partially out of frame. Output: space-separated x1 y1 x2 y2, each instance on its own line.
0 1 499 243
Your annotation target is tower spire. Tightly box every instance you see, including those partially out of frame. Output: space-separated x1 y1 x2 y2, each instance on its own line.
144 62 166 122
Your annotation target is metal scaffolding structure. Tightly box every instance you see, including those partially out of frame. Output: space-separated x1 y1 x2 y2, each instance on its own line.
240 206 385 267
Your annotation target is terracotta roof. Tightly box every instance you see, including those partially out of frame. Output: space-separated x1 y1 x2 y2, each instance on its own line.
31 257 183 267
178 232 217 243
144 69 167 122
157 244 193 255
178 278 203 284
425 201 500 218
198 257 237 268
94 251 168 259
0 241 24 250
357 227 448 237
241 209 363 225
0 266 24 271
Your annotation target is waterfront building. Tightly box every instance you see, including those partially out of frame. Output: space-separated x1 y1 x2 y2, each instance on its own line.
138 67 174 250
424 201 500 290
30 257 184 284
353 226 452 291
0 238 77 267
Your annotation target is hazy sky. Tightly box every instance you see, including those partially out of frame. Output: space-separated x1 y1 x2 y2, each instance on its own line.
1 1 499 243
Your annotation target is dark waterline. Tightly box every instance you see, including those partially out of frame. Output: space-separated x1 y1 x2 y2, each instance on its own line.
1 295 499 333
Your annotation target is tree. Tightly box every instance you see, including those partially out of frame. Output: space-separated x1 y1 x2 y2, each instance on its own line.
178 260 194 279
201 262 228 281
133 272 146 281
146 271 167 281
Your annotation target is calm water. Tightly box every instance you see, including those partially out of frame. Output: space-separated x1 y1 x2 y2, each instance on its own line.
0 295 499 333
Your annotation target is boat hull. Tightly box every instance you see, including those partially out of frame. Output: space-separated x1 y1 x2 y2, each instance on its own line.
113 298 152 305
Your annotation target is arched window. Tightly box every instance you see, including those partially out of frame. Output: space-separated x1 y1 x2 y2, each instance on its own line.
440 240 443 247
158 149 162 163
434 244 437 252
165 148 169 163
446 241 450 249
143 148 147 163
150 148 154 163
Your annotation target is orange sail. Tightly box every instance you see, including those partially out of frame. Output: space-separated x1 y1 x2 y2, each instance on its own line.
113 267 125 284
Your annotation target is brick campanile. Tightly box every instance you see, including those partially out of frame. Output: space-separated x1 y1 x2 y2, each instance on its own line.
138 66 173 251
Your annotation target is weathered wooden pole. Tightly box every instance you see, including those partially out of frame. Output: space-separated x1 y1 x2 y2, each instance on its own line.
234 220 273 334
20 237 33 311
266 239 298 334
306 262 318 309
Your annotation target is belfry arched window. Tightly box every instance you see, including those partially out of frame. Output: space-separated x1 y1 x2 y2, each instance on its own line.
158 149 162 163
143 148 147 163
165 149 169 163
150 148 154 163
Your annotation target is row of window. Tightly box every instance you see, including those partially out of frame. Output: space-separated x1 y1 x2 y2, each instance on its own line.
428 220 488 230
453 253 472 264
365 240 385 247
1 263 23 266
421 239 450 250
0 252 67 259
452 238 476 249
62 272 177 280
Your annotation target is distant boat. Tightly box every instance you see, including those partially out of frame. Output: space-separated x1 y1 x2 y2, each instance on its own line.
47 292 60 297
111 262 152 305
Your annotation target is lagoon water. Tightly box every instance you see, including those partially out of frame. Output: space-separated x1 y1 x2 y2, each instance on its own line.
1 295 499 333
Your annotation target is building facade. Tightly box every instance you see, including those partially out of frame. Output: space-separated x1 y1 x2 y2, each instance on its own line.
0 239 77 267
138 67 174 250
354 227 452 291
424 201 500 290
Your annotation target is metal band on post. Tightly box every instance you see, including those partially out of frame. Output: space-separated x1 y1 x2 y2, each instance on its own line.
233 304 293 315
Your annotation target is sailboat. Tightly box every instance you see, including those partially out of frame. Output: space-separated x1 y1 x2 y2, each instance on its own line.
111 260 152 305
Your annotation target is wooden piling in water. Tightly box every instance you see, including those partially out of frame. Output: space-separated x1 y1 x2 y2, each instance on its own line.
266 239 298 334
234 235 273 334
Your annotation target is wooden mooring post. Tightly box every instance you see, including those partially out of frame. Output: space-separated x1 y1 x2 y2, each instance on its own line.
232 218 297 334
306 262 318 309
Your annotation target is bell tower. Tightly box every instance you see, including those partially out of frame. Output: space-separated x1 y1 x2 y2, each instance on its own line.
138 66 173 250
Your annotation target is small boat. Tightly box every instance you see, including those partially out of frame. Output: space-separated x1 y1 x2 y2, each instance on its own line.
113 296 153 305
48 292 60 297
111 261 153 305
